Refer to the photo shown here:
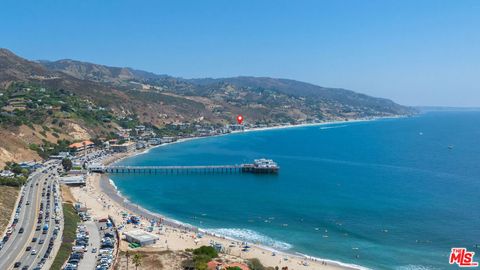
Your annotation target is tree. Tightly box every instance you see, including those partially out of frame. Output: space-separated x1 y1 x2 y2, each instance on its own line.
62 158 72 171
192 246 218 258
126 251 130 270
132 253 143 270
247 258 266 270
191 246 218 270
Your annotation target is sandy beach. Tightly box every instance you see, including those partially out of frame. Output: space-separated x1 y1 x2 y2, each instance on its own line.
69 171 362 270
66 119 383 270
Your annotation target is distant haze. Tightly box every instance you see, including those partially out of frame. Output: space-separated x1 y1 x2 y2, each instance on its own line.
1 0 479 107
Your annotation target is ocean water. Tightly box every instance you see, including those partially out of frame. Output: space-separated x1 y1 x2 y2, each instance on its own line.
111 111 480 270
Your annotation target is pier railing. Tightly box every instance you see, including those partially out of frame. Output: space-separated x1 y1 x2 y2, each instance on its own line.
90 164 279 174
100 165 244 174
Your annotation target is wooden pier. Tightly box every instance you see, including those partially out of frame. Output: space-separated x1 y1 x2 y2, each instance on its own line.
89 159 279 174
101 165 244 174
91 163 278 175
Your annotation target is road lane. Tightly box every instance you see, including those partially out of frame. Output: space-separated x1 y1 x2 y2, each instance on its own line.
0 161 62 270
17 174 59 269
0 171 45 269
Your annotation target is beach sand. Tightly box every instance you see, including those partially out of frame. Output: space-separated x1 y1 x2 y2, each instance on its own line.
68 150 366 270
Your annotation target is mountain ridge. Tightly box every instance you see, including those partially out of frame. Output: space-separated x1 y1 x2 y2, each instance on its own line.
0 47 415 165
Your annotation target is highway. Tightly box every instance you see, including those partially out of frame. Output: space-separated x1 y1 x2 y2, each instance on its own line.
17 167 62 269
0 161 61 270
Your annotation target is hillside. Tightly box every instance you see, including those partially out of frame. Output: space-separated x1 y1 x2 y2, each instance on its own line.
0 49 51 87
0 48 415 166
39 57 414 118
40 59 168 84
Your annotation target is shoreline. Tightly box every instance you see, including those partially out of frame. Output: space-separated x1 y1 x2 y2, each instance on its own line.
95 117 393 270
115 115 404 162
99 173 366 270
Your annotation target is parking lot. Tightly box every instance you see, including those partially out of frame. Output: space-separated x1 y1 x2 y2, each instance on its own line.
63 219 116 270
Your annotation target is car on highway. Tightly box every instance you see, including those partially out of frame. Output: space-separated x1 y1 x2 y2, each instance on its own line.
14 262 21 268
26 246 32 251
38 239 44 244
19 227 24 233
32 237 37 242
31 249 37 255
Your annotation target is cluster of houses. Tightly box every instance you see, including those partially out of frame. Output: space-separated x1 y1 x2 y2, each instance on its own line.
0 161 43 178
6 118 327 184
0 87 56 113
59 119 311 163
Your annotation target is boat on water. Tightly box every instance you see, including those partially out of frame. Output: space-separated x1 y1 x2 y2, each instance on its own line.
241 158 280 174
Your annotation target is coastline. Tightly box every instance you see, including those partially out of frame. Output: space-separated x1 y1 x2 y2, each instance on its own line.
116 115 403 162
98 172 366 270
94 118 391 270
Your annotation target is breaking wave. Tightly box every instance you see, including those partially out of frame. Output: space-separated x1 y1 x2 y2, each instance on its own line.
319 124 348 130
205 228 292 250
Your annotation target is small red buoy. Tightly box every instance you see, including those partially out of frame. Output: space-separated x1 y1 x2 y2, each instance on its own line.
236 114 244 124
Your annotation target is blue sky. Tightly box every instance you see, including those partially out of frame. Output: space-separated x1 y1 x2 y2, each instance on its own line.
1 0 479 106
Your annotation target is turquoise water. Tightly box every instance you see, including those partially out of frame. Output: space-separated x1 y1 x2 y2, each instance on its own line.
111 111 480 270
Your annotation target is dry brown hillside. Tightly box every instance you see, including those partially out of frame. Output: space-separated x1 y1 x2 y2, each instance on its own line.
0 48 415 166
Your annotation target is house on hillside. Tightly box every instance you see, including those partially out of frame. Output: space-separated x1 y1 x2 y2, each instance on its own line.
69 140 95 152
110 142 136 153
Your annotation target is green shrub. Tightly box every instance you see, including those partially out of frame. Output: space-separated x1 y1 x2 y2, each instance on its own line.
248 258 267 270
0 176 27 187
190 246 218 270
193 246 218 258
50 203 80 270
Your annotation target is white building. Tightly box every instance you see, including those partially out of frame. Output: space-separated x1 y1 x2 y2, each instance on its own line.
123 230 159 246
60 175 86 186
110 142 136 153
87 163 105 173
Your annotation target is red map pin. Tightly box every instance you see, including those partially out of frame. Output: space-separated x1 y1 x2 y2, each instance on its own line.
236 114 244 124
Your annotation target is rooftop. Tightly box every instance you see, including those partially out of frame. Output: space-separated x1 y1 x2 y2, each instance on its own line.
69 140 94 149
123 230 159 242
